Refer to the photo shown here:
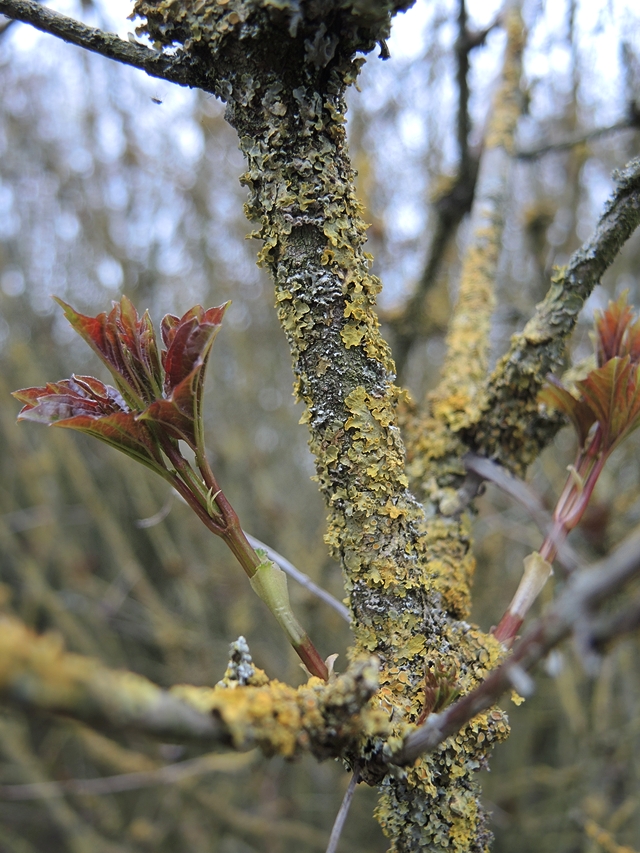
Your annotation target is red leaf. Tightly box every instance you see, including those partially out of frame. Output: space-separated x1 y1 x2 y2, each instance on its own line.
139 357 211 448
13 376 164 471
577 357 640 451
594 292 635 366
162 304 228 394
539 377 596 447
54 297 163 409
157 303 229 451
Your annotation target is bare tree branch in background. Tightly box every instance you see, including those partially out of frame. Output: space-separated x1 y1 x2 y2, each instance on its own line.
517 106 640 160
0 0 220 91
387 0 499 377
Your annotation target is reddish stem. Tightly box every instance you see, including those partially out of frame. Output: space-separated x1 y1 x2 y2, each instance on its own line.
494 429 609 646
163 443 329 680
295 636 330 681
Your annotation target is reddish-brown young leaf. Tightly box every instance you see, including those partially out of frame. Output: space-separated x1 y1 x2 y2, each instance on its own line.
150 303 229 451
139 370 198 447
13 375 165 471
577 356 640 451
620 314 640 364
594 291 635 367
161 304 228 394
539 377 596 447
54 297 164 409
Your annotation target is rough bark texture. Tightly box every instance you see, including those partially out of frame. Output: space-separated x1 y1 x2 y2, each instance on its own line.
9 1 640 850
129 2 509 849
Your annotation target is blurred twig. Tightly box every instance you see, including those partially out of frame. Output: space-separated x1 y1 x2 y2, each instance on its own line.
517 111 640 160
464 453 581 572
0 717 129 853
0 750 257 799
393 523 640 765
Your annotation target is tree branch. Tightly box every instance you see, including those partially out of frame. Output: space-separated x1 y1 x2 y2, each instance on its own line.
0 750 256 800
0 616 385 758
392 523 640 766
516 113 640 161
0 0 219 93
468 155 640 472
429 5 525 432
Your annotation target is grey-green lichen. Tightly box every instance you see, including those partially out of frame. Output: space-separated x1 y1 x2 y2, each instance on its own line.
466 160 640 474
132 3 511 848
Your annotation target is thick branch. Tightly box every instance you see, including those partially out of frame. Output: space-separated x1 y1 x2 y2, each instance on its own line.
468 155 640 472
0 616 385 758
0 0 220 93
393 524 640 765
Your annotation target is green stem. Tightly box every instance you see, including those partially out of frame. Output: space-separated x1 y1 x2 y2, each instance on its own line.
193 450 329 680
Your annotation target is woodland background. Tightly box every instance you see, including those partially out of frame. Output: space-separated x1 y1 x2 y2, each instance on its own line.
0 1 640 851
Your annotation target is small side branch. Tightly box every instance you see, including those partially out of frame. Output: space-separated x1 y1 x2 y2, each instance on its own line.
325 769 360 853
392 523 640 766
469 155 640 472
0 0 218 93
517 112 640 160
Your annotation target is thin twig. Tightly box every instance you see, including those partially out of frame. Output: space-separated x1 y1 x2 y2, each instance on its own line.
0 751 256 800
517 116 640 160
325 769 360 853
0 0 219 93
464 453 581 572
135 496 173 528
244 532 351 624
392 522 640 766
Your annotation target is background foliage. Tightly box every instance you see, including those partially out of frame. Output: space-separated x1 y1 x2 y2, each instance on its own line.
0 1 640 850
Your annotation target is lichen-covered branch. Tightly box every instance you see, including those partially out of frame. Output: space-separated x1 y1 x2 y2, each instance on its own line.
127 2 515 848
0 615 221 740
0 0 221 93
429 4 524 432
467 155 640 472
393 523 640 766
0 615 387 759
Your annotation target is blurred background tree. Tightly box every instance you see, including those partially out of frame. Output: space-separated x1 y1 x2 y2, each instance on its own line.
0 1 639 851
